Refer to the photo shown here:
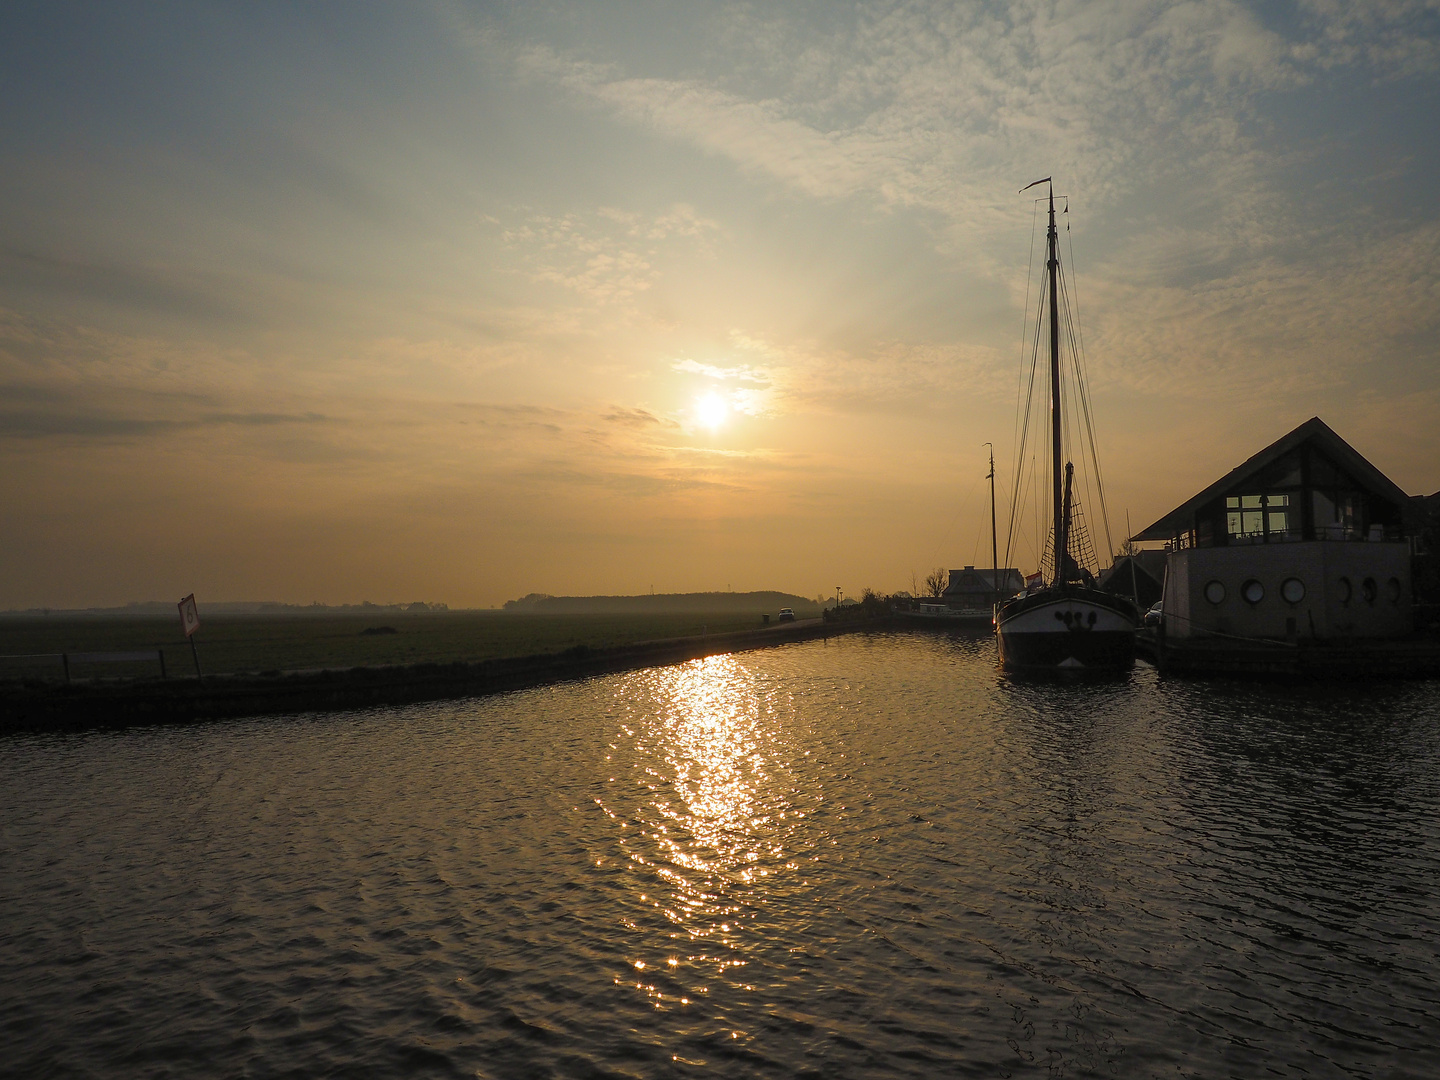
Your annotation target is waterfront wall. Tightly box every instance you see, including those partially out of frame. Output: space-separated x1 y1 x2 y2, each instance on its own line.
1165 541 1411 641
0 619 869 733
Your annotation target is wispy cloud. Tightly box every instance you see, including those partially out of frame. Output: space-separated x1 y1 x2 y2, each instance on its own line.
671 358 769 383
498 205 719 303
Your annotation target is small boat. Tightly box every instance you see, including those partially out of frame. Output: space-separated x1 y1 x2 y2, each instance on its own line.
995 179 1137 672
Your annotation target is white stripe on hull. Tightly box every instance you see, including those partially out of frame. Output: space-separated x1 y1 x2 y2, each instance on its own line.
996 593 1137 670
998 597 1135 635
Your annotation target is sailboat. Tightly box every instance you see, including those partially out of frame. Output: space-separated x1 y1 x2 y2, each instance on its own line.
995 179 1137 672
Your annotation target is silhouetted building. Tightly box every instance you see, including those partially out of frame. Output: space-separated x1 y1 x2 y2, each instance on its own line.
1099 550 1166 610
1133 417 1415 641
941 566 1026 610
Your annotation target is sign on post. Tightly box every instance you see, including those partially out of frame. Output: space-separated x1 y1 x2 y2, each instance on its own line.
178 593 203 682
178 594 201 637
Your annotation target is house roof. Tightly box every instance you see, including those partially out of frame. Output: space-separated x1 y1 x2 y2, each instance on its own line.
943 567 1025 593
1132 417 1411 542
1102 550 1166 584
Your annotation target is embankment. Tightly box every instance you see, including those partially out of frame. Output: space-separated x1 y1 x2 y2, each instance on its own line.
1 619 875 733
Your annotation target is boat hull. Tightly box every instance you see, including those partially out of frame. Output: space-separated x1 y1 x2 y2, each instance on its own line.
996 587 1137 672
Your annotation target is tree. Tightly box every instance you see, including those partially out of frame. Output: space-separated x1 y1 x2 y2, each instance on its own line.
1115 538 1140 559
924 567 948 598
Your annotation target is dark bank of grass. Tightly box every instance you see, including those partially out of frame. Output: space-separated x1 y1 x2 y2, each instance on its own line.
0 611 770 682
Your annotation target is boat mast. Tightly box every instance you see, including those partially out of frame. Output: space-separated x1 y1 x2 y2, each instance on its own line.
985 442 998 605
1047 183 1063 585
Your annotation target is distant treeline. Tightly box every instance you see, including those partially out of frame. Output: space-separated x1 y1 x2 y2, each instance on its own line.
6 600 451 617
503 591 820 615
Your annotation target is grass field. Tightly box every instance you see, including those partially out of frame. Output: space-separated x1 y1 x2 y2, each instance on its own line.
0 611 774 683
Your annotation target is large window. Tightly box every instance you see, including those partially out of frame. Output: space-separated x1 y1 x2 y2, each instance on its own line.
1226 493 1291 540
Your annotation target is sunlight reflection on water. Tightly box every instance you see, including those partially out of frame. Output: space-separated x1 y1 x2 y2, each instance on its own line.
599 655 812 1010
4 632 1440 1079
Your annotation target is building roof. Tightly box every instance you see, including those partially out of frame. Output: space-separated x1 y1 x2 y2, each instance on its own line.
1132 417 1411 542
943 567 1026 594
1099 550 1166 586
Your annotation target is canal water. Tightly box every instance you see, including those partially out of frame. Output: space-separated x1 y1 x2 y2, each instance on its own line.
3 630 1439 1078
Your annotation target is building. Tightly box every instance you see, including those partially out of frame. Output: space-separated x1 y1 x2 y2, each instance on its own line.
1132 417 1414 642
941 566 1026 611
1098 550 1167 610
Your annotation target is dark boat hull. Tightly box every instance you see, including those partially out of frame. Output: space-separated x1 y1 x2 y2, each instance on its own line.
996 587 1137 672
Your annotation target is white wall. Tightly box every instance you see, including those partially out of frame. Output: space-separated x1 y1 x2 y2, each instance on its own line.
1165 542 1410 640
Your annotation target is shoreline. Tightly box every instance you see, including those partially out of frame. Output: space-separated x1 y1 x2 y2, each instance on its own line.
0 618 875 734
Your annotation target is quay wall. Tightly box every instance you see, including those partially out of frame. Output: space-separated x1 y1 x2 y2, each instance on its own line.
1 619 876 734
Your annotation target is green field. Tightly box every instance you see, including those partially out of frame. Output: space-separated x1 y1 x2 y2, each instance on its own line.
0 611 774 683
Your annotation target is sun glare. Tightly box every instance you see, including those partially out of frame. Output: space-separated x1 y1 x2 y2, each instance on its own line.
695 392 728 430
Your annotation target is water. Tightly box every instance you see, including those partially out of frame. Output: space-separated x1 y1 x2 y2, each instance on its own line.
3 630 1439 1078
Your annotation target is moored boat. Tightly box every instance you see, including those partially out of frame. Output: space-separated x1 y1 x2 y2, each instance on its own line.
995 179 1137 672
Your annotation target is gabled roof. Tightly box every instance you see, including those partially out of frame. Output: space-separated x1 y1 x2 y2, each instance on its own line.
1103 550 1166 582
1132 417 1411 542
943 567 1025 593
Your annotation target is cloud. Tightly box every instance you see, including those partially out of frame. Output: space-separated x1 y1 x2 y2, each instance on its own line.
602 405 677 428
0 396 333 441
498 205 719 304
501 1 1437 272
509 3 1312 223
670 358 769 383
1085 218 1440 399
724 330 1006 416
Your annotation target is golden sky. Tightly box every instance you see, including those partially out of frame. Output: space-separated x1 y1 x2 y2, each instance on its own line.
3 1 1438 608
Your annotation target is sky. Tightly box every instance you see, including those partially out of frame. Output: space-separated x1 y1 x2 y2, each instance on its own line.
2 0 1438 609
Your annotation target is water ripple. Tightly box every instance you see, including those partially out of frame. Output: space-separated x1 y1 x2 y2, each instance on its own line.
3 632 1439 1077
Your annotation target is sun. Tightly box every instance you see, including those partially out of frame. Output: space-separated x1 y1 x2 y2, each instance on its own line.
695 392 728 430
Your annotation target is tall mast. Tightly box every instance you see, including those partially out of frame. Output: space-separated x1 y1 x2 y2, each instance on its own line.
986 442 998 604
1047 183 1063 585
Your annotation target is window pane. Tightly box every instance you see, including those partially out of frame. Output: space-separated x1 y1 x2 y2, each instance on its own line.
1227 512 1241 535
1242 495 1262 509
1226 497 1239 509
1242 510 1263 534
1269 511 1288 532
1269 493 1289 507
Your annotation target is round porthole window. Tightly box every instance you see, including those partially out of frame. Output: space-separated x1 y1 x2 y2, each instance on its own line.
1362 577 1377 603
1204 580 1226 605
1281 577 1305 604
1337 576 1352 604
1386 577 1402 603
1242 579 1265 605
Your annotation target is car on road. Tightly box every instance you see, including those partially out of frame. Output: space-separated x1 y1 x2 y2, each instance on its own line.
777 608 796 622
1143 601 1163 628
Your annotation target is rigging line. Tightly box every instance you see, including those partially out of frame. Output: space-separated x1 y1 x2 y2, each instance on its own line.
942 469 986 566
1006 201 1042 569
1008 203 1040 495
1055 261 1096 555
1015 453 1039 572
1055 255 1103 562
1059 275 1100 570
1005 258 1045 571
1066 292 1112 562
1062 224 1115 562
1010 449 1033 572
1010 298 1045 569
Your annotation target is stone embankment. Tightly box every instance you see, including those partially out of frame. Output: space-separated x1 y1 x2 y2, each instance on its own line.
1 619 868 733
